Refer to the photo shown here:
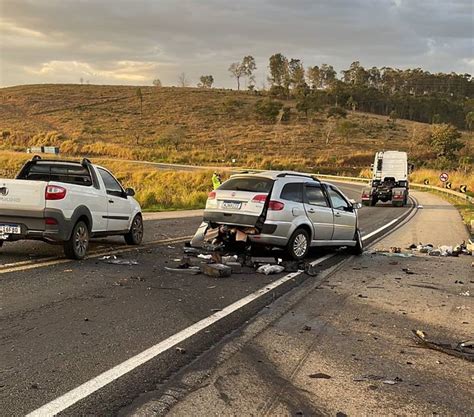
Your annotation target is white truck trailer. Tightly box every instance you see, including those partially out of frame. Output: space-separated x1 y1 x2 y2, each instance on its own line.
361 151 409 207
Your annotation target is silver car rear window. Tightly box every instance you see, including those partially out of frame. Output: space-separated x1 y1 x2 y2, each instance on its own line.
219 177 273 193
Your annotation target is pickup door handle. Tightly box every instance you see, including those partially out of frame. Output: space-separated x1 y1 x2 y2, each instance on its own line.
307 208 315 214
334 212 341 217
108 200 114 204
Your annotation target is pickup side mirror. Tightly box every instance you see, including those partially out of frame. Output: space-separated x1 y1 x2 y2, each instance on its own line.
125 187 135 197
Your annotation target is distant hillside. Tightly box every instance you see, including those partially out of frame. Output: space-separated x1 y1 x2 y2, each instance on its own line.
0 84 471 175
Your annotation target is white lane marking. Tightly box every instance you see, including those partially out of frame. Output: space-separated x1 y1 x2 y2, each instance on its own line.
27 212 412 416
361 199 415 242
26 254 334 417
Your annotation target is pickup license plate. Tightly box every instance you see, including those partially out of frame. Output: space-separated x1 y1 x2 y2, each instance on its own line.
222 201 242 210
0 224 21 234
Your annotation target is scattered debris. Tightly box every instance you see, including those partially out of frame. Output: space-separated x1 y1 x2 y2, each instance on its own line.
308 373 331 379
460 290 470 297
402 268 415 275
201 263 232 278
197 254 213 260
100 255 138 266
183 247 202 255
390 247 401 253
175 347 186 354
305 263 321 276
256 264 285 275
226 262 243 274
412 330 474 362
353 374 384 382
302 325 312 332
164 266 201 275
383 377 403 385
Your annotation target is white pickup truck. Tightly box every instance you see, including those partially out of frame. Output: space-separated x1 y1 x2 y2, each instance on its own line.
0 156 143 259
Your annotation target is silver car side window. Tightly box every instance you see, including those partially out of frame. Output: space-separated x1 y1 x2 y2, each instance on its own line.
305 186 328 207
280 183 303 203
327 186 350 209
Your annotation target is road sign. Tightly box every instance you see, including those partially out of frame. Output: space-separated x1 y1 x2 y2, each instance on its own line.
446 182 452 189
460 185 467 193
423 179 429 185
439 172 449 182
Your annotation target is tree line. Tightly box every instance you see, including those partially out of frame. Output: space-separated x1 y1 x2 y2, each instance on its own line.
150 54 472 129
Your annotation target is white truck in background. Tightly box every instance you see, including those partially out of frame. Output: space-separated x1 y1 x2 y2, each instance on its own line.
361 151 409 207
0 156 143 259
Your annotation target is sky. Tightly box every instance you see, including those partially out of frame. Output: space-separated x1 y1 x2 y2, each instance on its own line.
1 0 473 88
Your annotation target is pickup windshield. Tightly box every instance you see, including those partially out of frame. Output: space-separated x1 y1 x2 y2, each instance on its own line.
17 162 93 186
219 177 273 193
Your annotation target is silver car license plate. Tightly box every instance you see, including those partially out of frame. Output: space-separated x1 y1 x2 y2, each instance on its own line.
222 201 242 210
0 224 21 234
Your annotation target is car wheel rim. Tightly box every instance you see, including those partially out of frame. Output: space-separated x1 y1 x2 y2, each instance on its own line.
132 217 143 242
293 234 308 257
75 225 88 257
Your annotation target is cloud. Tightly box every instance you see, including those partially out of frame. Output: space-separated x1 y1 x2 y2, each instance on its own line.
0 0 472 87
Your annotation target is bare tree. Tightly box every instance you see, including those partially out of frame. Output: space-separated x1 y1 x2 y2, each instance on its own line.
177 73 189 87
152 78 162 87
228 56 257 90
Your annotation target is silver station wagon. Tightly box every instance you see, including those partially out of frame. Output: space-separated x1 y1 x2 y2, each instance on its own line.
203 171 363 259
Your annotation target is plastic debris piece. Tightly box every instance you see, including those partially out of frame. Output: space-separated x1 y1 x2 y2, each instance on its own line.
100 255 138 266
412 329 474 362
201 263 232 278
198 254 213 260
256 264 285 275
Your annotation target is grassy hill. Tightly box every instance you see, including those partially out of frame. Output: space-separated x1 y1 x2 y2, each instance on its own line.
3 84 471 176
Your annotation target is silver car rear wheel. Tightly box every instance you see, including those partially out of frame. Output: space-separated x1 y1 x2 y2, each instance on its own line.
287 228 310 260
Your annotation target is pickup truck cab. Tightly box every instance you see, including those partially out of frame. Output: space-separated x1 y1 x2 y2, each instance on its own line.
0 156 143 259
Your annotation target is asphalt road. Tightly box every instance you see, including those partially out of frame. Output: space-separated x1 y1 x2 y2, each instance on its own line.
0 183 412 416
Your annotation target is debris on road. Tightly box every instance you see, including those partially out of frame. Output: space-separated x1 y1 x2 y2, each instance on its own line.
175 347 187 355
100 255 138 266
412 330 474 362
200 263 232 278
257 264 285 275
383 377 403 385
408 241 472 257
402 268 416 275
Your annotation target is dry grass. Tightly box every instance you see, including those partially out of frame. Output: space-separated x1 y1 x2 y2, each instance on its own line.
0 150 219 211
3 84 471 175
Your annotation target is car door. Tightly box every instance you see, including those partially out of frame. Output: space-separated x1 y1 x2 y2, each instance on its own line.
303 184 334 241
97 168 132 232
325 184 356 241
